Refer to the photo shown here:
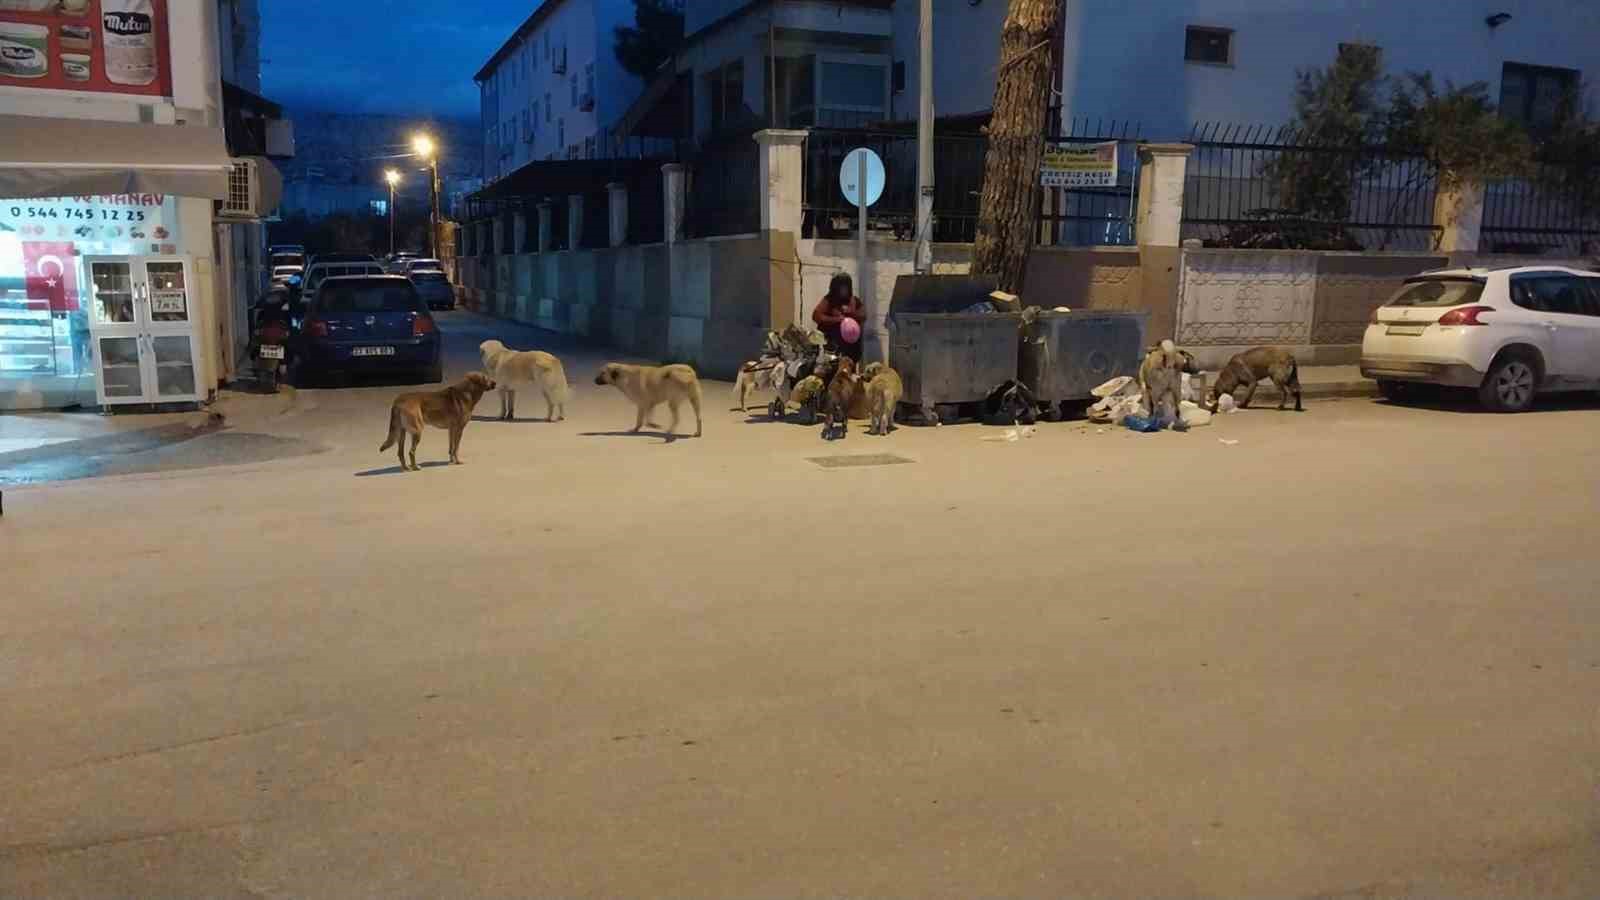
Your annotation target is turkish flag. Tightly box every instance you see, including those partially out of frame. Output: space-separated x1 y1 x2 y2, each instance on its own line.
22 242 79 313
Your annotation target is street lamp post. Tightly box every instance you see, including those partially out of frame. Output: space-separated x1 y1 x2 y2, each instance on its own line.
412 134 441 259
384 169 401 257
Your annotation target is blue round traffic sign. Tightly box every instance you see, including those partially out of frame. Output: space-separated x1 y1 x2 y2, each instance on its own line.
839 147 885 208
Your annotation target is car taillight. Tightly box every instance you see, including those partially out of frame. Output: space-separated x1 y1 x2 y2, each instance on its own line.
304 317 328 337
413 315 436 336
1437 305 1493 326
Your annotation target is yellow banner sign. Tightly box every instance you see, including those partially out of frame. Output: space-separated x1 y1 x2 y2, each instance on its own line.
1040 141 1118 188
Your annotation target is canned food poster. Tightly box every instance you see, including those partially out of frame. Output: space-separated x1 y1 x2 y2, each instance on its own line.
1040 141 1119 189
0 0 171 98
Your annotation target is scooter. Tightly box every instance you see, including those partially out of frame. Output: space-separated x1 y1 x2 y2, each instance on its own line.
249 286 294 392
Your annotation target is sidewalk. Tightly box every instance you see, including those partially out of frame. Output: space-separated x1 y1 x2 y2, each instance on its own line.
0 407 215 457
1282 364 1374 399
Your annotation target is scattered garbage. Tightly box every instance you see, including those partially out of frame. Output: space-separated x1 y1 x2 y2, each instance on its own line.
1087 375 1147 424
1179 400 1213 428
1090 375 1133 399
1218 438 1240 446
1052 306 1071 313
983 380 1039 425
982 424 1038 443
1217 393 1239 414
1123 414 1161 433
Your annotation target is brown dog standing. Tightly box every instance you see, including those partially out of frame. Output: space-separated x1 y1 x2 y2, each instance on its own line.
862 362 903 436
1209 346 1303 412
379 372 497 470
822 356 858 440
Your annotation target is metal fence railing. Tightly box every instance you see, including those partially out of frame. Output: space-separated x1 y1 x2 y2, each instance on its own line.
802 127 986 244
1038 117 1142 247
1482 162 1600 256
1181 123 1442 252
684 135 761 238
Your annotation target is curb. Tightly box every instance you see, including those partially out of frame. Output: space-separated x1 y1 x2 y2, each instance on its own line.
1255 380 1377 401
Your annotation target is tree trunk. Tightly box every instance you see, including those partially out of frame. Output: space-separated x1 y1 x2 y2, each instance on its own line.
971 0 1060 294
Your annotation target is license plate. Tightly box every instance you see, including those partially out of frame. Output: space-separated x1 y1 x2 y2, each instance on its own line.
1387 324 1426 336
351 346 395 357
258 345 285 360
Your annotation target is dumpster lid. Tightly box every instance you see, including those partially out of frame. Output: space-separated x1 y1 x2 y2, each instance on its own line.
887 274 1001 318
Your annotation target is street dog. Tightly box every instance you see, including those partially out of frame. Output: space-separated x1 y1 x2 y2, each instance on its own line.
733 359 785 412
1139 340 1195 423
594 362 704 437
822 357 858 440
478 340 569 421
862 362 904 436
1208 346 1303 412
379 372 496 470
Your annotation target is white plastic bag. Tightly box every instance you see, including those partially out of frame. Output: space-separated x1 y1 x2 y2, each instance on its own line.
1217 393 1239 414
1179 400 1212 428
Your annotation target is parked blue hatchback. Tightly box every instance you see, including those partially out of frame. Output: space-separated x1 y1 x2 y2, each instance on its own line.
291 275 442 386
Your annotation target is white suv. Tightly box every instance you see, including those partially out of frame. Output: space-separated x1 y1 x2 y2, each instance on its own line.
1361 266 1600 412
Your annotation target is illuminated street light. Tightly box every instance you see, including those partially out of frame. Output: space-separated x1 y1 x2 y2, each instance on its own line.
383 169 402 256
412 134 441 257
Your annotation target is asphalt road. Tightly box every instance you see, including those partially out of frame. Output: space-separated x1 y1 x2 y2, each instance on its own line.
4 311 1599 898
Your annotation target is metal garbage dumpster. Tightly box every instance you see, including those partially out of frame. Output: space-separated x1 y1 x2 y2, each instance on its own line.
1018 310 1148 408
887 274 1020 422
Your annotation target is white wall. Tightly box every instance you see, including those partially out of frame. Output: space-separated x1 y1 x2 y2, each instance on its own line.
478 0 649 180
893 0 1600 135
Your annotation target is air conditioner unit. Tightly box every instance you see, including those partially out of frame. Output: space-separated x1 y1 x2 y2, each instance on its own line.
552 46 566 74
217 158 262 218
578 92 594 111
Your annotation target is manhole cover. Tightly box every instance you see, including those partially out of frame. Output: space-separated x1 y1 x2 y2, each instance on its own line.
807 453 915 469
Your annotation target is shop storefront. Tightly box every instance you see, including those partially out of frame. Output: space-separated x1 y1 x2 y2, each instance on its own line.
0 114 231 410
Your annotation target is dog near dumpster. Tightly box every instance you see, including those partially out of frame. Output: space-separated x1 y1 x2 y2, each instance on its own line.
594 362 704 438
379 372 497 470
478 340 569 421
1208 346 1303 412
862 362 903 436
1139 340 1196 423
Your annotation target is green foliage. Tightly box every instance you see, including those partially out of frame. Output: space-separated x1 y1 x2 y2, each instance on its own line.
1267 44 1385 221
1382 73 1533 187
613 0 684 82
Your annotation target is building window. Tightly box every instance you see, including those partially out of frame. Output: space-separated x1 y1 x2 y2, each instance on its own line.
571 72 578 105
1500 62 1579 130
1184 26 1232 65
545 93 551 121
558 117 564 148
818 60 887 127
892 60 905 94
544 32 550 60
370 199 388 216
707 60 745 134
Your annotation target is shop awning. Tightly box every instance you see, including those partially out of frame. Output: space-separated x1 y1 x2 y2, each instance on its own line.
0 115 233 201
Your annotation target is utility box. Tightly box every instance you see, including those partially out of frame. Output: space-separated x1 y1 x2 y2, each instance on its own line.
887 274 1019 415
1018 310 1148 404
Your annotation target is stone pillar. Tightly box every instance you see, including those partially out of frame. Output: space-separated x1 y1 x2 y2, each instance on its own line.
568 194 584 251
513 211 528 253
662 163 687 245
1135 143 1194 247
607 181 628 247
536 201 553 252
1433 179 1485 254
753 129 807 234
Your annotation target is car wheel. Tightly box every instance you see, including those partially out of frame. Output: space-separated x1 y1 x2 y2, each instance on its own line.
1375 379 1410 402
1478 355 1537 412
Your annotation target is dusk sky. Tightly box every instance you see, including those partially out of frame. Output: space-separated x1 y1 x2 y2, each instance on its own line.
262 1 531 119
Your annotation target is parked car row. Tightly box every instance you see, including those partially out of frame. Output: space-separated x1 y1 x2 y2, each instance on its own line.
1361 265 1600 412
250 247 455 387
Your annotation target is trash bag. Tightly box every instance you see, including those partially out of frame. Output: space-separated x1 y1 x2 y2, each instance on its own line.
983 379 1038 426
1179 401 1213 428
1123 414 1162 433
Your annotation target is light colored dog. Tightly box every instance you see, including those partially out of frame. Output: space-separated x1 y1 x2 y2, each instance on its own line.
862 362 904 436
593 362 704 437
733 359 785 412
479 340 569 422
1139 340 1193 422
379 372 496 470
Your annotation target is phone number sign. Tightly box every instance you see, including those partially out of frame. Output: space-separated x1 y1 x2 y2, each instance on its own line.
1 194 177 253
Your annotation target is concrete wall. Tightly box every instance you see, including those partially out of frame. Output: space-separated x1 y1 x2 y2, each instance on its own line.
794 239 971 361
459 231 798 379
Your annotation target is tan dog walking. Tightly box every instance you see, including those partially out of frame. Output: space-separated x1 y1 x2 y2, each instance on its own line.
593 362 704 437
479 340 569 421
379 372 496 470
862 362 903 436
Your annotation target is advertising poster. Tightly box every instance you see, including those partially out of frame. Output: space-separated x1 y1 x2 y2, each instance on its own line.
1040 141 1119 189
0 0 172 98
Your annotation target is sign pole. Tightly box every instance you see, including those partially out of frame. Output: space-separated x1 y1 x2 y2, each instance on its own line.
914 0 933 274
858 151 868 311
